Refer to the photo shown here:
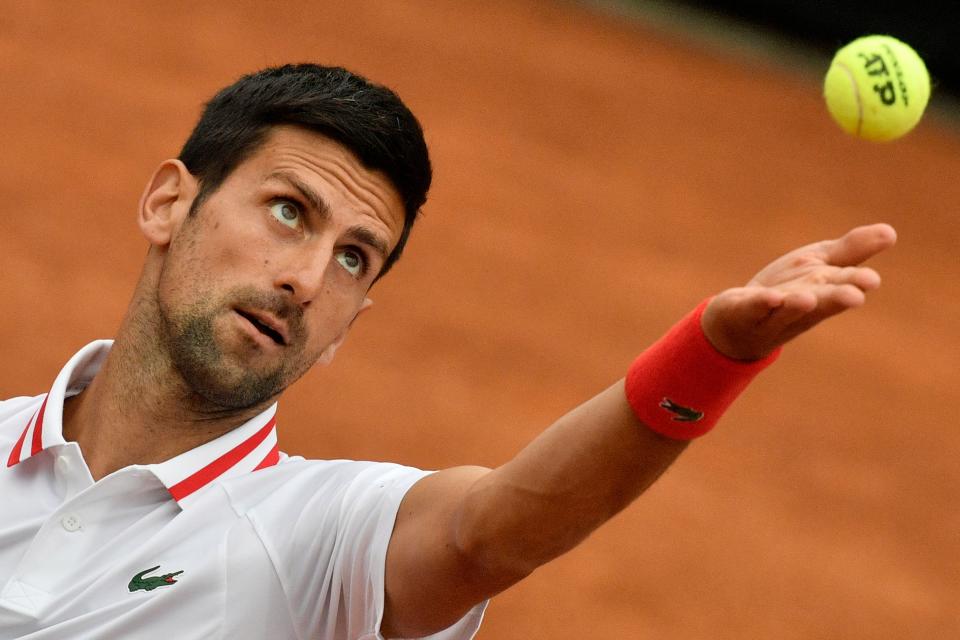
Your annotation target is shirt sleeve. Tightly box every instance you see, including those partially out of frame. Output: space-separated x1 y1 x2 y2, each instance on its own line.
247 460 486 640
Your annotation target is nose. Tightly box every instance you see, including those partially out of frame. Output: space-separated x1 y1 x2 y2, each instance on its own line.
273 244 332 307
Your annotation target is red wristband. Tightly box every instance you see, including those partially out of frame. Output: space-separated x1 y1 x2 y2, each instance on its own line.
625 299 781 439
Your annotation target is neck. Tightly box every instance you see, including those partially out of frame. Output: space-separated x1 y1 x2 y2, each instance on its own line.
63 267 271 481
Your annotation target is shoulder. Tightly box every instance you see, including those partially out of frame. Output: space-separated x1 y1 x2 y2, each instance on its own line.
219 457 432 520
216 457 433 618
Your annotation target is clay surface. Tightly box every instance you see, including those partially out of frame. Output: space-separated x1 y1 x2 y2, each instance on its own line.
1 2 957 637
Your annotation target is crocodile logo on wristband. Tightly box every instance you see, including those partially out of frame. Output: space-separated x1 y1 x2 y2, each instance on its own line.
659 398 704 422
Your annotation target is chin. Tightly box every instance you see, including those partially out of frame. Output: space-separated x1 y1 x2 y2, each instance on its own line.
186 363 286 410
167 330 286 410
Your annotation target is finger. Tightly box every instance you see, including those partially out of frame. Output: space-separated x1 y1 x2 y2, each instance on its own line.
771 285 867 343
826 265 882 291
713 286 784 318
818 223 897 267
761 290 817 332
823 283 867 310
798 283 867 325
743 287 787 313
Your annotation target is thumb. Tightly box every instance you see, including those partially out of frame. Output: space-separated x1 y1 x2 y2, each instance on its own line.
820 223 897 267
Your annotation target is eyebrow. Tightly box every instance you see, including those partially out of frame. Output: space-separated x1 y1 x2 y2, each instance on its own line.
266 170 390 264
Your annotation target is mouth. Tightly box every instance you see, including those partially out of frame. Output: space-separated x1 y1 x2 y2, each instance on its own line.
234 308 288 346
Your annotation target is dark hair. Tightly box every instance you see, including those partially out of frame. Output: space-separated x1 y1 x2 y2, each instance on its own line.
178 64 431 277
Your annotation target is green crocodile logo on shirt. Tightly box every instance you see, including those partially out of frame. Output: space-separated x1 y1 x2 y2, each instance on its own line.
128 566 184 592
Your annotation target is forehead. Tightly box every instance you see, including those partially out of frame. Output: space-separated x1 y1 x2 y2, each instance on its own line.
236 125 406 244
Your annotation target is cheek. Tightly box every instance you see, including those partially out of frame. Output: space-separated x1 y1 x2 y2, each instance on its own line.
158 236 223 304
303 293 364 343
162 220 265 295
157 245 200 308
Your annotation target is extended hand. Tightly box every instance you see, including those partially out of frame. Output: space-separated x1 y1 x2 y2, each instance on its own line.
702 223 897 361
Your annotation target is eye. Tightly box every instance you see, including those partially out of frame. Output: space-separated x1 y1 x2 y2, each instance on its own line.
269 200 302 229
335 248 365 277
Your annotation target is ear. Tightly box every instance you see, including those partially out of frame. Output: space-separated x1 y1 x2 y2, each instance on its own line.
316 298 374 366
138 159 199 247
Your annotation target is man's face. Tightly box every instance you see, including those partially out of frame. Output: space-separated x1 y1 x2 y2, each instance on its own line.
154 126 406 409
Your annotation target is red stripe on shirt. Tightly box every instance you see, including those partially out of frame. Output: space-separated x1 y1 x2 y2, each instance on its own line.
30 396 50 456
252 444 280 471
6 410 35 467
168 416 277 501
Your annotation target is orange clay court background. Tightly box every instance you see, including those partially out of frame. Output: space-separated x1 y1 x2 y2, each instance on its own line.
1 1 958 638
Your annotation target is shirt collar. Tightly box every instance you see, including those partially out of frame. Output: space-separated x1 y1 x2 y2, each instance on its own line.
6 340 281 507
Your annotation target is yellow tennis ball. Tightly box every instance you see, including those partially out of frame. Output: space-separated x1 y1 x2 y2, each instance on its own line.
823 35 930 141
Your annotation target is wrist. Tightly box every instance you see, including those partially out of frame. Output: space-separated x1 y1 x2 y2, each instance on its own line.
624 298 781 440
700 297 780 362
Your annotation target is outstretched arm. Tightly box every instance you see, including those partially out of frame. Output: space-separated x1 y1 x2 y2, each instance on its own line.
380 223 897 638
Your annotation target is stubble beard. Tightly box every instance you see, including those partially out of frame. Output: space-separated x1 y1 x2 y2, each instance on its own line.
157 287 308 411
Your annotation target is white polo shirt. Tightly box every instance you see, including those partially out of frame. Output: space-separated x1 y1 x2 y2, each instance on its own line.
0 341 486 639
